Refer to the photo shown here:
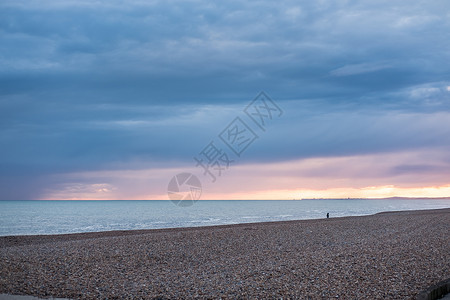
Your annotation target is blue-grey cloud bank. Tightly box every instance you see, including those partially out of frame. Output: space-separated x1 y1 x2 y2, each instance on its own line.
1 0 450 199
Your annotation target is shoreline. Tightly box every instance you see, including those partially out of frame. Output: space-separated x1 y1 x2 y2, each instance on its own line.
1 208 449 299
1 207 449 241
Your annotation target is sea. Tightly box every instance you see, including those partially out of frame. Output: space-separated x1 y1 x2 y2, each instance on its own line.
0 199 449 236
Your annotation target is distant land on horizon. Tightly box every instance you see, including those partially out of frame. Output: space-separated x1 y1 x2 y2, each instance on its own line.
298 197 450 200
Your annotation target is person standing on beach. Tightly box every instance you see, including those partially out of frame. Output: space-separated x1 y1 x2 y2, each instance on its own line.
327 213 329 218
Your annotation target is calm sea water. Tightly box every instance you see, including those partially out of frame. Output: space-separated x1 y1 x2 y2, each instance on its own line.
0 200 449 236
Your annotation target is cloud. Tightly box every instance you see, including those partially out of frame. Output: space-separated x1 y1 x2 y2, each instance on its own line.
1 0 450 199
39 148 450 200
1 95 450 199
329 62 392 77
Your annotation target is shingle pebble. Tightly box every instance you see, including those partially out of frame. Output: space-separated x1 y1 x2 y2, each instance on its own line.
0 208 449 299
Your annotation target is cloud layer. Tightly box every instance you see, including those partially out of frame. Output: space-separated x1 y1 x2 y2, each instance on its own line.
1 0 449 199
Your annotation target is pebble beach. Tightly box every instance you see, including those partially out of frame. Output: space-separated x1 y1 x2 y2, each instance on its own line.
1 208 449 299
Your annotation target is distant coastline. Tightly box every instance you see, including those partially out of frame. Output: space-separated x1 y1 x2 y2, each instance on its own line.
299 196 450 200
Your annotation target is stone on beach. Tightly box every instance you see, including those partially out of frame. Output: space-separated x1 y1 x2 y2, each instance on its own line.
0 209 449 299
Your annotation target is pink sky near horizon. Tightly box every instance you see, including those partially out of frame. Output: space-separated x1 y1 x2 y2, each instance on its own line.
41 147 450 200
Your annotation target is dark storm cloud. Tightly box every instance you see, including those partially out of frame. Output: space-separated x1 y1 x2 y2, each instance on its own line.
390 164 448 176
2 0 449 101
1 0 450 198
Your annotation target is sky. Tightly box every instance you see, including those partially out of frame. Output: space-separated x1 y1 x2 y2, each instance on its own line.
1 0 450 200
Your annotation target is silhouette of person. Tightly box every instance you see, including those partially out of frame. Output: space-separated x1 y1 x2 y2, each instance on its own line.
326 213 329 218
